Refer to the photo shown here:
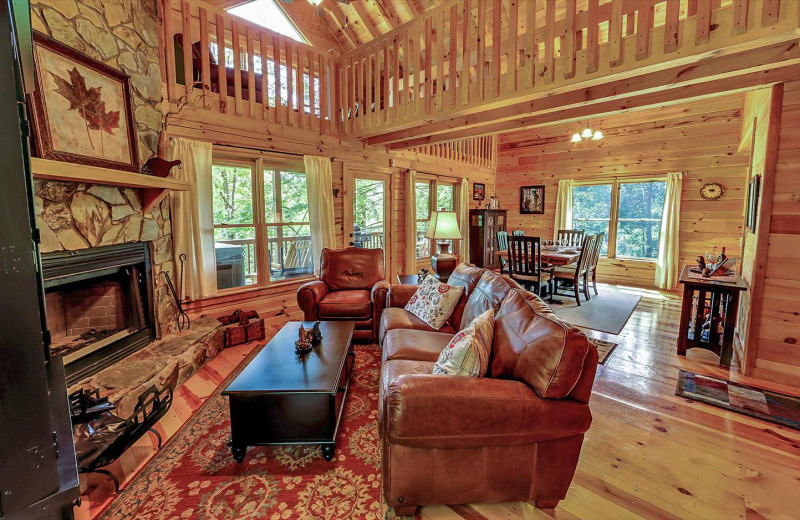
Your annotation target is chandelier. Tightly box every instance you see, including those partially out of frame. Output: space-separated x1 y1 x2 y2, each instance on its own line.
570 123 603 143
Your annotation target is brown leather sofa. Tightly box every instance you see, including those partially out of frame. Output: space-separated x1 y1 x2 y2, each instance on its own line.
379 264 598 515
297 247 389 342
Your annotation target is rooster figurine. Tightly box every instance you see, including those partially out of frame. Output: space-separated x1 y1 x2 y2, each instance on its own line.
142 157 181 178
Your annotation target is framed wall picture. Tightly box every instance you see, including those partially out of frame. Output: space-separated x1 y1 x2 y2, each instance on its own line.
745 175 760 232
520 185 545 214
473 182 486 201
28 32 139 172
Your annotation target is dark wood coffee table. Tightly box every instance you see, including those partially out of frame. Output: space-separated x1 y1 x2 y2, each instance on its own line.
222 321 355 463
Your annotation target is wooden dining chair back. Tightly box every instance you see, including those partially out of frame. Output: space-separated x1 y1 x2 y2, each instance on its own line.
507 236 553 297
553 234 596 306
557 229 585 247
588 232 604 295
496 231 509 273
512 230 525 236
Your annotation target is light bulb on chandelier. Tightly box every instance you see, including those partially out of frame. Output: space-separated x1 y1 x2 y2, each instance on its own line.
570 123 603 143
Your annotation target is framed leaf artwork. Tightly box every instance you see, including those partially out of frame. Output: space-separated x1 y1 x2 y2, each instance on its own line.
29 32 139 172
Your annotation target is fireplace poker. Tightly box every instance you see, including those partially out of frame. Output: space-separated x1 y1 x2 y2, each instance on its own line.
162 270 190 331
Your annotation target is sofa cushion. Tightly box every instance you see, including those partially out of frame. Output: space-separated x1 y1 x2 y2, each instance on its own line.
459 271 521 329
320 247 385 291
490 289 593 399
317 290 372 318
383 329 453 363
445 263 487 330
405 277 464 330
433 308 494 377
379 308 456 343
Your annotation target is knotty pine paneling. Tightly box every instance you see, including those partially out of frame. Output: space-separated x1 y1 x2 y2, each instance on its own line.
495 94 749 290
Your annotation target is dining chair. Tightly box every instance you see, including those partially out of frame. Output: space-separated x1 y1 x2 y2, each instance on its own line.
496 231 509 274
557 229 585 248
512 230 525 236
588 232 604 296
553 234 596 306
507 236 554 298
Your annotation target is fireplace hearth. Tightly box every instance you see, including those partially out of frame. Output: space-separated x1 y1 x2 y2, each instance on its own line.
42 243 156 386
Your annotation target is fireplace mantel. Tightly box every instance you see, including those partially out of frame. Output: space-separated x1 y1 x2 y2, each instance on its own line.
31 158 190 212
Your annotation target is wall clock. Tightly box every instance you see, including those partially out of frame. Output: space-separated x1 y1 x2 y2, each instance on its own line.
700 182 725 201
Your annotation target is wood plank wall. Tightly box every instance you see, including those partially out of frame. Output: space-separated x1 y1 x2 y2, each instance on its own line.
169 108 495 323
495 94 749 289
745 80 800 387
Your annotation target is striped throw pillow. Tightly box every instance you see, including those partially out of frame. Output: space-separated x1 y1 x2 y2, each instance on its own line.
433 308 495 377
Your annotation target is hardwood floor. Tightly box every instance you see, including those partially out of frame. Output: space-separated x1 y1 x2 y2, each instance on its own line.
76 285 800 520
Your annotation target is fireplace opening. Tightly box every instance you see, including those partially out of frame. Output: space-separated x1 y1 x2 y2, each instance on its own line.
42 243 156 386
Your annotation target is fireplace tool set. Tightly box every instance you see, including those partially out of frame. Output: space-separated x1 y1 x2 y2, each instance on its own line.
163 253 190 330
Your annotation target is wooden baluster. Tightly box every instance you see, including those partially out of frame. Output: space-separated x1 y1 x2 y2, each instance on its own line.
762 0 780 26
462 0 471 105
298 48 306 129
308 50 316 130
411 20 420 117
491 0 501 97
216 14 228 114
285 39 294 126
695 0 712 44
664 0 680 52
199 7 210 109
586 0 599 73
259 32 271 122
320 55 329 132
449 3 458 108
731 0 749 35
231 20 242 116
636 0 653 60
401 28 409 117
626 11 636 36
382 42 389 123
435 9 444 111
687 0 698 16
181 1 193 95
525 0 536 89
273 36 284 125
164 0 177 102
564 0 576 79
509 0 518 92
392 36 399 122
246 26 256 119
609 0 624 68
365 46 373 130
425 16 433 114
543 0 555 82
333 60 341 133
477 0 486 100
359 51 366 132
347 55 355 133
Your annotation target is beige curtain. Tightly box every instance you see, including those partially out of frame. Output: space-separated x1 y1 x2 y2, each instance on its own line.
405 169 417 273
655 172 683 289
304 156 336 276
168 137 216 300
553 179 574 240
459 178 470 263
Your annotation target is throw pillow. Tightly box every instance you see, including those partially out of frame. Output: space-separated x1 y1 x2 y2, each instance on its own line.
433 308 495 377
404 276 465 330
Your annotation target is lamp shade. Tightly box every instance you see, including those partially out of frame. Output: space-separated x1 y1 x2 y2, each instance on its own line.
425 211 462 240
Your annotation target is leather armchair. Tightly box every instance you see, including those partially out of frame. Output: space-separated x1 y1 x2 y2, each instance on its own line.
297 247 388 342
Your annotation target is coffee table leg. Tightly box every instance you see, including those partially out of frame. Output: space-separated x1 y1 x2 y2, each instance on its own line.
322 443 335 461
231 444 246 463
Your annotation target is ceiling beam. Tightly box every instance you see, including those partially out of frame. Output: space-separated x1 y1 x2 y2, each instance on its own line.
385 60 800 149
351 0 380 40
324 0 362 48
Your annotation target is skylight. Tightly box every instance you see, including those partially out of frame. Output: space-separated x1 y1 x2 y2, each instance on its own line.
226 0 306 43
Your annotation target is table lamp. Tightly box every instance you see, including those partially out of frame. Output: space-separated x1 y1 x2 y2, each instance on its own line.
425 211 462 282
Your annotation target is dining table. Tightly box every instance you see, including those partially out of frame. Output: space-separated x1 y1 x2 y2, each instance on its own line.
495 248 581 266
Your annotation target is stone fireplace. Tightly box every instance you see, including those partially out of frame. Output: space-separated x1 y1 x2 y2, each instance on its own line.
42 243 156 386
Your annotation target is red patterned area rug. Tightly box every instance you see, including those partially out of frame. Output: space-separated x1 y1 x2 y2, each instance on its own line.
100 343 411 520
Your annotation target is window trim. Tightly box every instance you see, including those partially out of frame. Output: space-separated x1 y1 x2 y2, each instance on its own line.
212 151 313 294
572 176 666 261
415 174 460 260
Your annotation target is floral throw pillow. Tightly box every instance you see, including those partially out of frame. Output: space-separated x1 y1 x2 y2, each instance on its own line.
433 308 495 377
404 276 465 330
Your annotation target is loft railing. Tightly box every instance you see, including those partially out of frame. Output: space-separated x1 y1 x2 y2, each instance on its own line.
407 135 496 168
335 0 800 143
160 0 335 132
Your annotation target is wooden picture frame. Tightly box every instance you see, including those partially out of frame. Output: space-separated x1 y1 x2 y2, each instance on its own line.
520 185 545 214
28 32 139 172
472 182 486 201
745 175 760 232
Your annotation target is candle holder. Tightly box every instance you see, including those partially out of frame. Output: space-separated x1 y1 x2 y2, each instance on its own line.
295 324 313 354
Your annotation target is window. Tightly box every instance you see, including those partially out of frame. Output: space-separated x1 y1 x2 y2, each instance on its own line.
212 157 312 291
571 180 666 260
226 0 306 43
415 177 459 259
